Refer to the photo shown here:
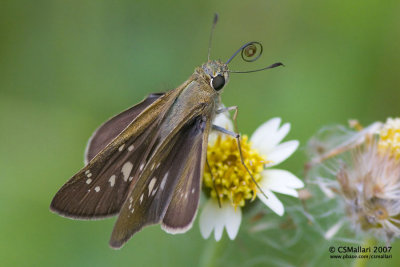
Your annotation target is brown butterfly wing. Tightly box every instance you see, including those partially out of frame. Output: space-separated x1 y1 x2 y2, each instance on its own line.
50 91 177 219
161 119 209 234
85 93 164 163
109 115 211 248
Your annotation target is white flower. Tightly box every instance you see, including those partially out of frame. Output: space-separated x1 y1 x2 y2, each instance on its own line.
199 116 303 241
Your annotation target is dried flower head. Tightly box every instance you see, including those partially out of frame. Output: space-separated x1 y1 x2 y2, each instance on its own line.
306 118 400 242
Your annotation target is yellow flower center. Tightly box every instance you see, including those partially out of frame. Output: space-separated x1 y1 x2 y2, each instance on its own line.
378 117 400 159
203 134 266 208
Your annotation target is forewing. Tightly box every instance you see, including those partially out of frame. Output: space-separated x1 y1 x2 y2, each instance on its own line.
50 91 177 219
50 117 161 219
85 93 164 163
109 115 211 248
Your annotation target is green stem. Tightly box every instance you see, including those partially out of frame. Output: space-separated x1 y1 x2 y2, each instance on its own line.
199 237 228 267
353 237 377 267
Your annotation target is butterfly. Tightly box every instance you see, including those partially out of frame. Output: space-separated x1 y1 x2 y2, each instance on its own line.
50 14 282 249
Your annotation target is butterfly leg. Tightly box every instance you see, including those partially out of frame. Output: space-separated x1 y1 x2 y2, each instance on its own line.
212 124 268 200
216 106 238 133
206 157 222 208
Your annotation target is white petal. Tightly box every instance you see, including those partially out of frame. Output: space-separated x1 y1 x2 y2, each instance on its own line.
257 190 284 216
208 113 234 145
199 199 242 241
261 169 304 194
199 200 219 239
214 219 224 241
264 140 299 167
223 205 242 240
252 123 291 154
212 112 234 130
266 186 298 197
250 118 281 149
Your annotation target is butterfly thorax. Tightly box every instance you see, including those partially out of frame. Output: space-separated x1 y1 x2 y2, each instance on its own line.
199 60 229 87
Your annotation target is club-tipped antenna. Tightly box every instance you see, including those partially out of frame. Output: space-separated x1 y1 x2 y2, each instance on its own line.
207 13 219 61
226 41 260 64
230 62 284 73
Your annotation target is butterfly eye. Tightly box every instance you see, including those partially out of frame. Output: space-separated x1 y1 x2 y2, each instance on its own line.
211 75 225 91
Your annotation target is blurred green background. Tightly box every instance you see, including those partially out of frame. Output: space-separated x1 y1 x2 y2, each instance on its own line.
1 0 400 266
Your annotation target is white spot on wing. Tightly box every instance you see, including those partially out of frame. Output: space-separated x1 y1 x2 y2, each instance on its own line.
148 178 157 196
109 175 116 187
139 163 144 172
128 144 134 151
129 197 133 203
140 194 144 204
95 186 100 192
152 187 158 196
86 178 92 184
85 170 90 175
160 172 168 190
128 176 133 182
191 188 195 194
121 161 133 182
86 172 92 178
118 144 125 151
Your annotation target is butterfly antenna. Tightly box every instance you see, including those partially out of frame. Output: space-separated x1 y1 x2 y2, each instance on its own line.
207 13 219 61
226 41 284 73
